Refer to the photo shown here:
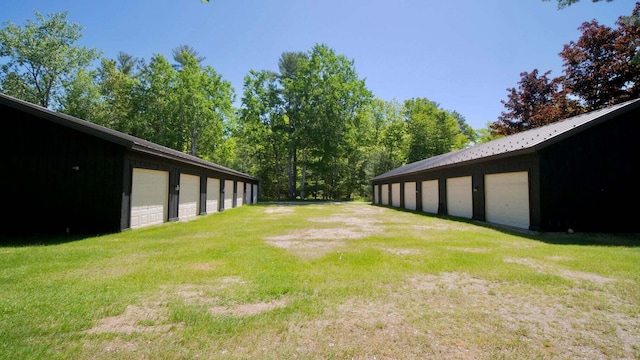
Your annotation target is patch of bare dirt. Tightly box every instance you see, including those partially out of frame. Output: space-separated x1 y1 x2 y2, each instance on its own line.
263 207 295 215
84 302 177 335
382 247 422 256
85 275 285 345
504 257 617 285
444 246 492 253
264 203 388 258
209 298 288 317
189 261 224 271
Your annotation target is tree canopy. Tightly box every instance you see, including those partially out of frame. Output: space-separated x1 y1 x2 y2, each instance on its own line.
0 11 100 108
493 2 639 135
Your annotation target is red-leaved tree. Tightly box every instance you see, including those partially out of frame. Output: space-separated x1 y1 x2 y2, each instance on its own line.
491 70 582 136
493 2 639 135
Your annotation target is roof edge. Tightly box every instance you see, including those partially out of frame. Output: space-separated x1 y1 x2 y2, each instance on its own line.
2 92 257 181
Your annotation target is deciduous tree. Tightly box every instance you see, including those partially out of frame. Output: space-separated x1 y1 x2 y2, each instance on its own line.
492 70 583 136
0 11 100 108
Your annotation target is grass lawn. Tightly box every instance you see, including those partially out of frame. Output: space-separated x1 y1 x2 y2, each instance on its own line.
1 202 639 359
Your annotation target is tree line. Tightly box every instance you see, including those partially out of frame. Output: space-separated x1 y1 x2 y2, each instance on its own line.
1 3 638 200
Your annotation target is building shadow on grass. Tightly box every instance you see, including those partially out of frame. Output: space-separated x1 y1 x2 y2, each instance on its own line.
374 204 640 248
0 233 103 247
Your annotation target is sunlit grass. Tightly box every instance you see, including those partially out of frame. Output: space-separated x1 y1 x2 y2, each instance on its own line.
1 203 638 359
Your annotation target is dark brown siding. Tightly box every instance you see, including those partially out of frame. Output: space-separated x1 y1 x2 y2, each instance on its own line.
538 107 640 232
5 105 125 237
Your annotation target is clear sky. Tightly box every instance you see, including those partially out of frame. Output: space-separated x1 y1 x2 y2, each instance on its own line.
0 0 635 130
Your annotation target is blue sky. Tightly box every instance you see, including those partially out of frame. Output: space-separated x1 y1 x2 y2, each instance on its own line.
0 0 635 130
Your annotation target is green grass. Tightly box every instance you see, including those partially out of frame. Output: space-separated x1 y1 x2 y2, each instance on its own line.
1 203 639 359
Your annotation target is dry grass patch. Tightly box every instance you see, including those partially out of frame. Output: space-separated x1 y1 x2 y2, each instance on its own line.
504 257 617 285
209 298 288 317
264 203 389 258
84 302 177 335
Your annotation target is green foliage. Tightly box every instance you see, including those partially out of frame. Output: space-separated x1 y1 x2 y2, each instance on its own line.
404 98 464 163
237 44 373 200
0 10 101 107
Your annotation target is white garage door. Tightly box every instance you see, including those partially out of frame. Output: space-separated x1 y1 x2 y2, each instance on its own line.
245 183 251 204
447 176 472 219
421 180 439 214
179 174 200 221
206 178 220 214
130 168 168 229
381 184 389 205
373 185 379 204
391 183 401 207
252 184 258 204
224 180 234 210
404 182 417 210
485 172 530 229
236 181 244 207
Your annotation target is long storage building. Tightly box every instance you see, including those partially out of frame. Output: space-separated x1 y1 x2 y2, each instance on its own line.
2 93 258 237
371 98 640 233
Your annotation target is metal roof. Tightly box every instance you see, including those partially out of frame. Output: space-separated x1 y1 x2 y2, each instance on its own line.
372 98 640 182
1 93 257 181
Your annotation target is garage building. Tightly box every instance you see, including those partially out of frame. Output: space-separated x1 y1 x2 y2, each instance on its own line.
2 93 259 237
371 98 640 233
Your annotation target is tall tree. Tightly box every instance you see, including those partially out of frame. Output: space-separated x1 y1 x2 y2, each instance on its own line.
238 70 286 199
173 52 234 159
0 11 100 108
172 44 206 70
278 51 309 199
294 44 373 199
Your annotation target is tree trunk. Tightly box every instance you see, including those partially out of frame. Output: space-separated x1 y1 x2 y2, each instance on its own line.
287 147 295 199
300 150 307 200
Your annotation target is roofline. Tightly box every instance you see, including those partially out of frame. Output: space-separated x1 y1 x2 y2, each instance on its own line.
1 93 258 181
370 147 536 183
531 98 640 152
1 92 135 148
370 98 640 183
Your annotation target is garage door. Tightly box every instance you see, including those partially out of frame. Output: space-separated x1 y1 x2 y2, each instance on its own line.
179 174 200 221
404 182 417 210
485 172 530 229
447 176 472 219
130 168 168 229
252 184 258 204
381 184 389 205
236 181 244 206
391 183 401 207
224 180 234 210
421 180 439 214
245 183 251 204
206 177 220 214
373 185 379 204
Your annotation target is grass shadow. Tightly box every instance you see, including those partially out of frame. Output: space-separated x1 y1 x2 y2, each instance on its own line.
0 233 104 247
